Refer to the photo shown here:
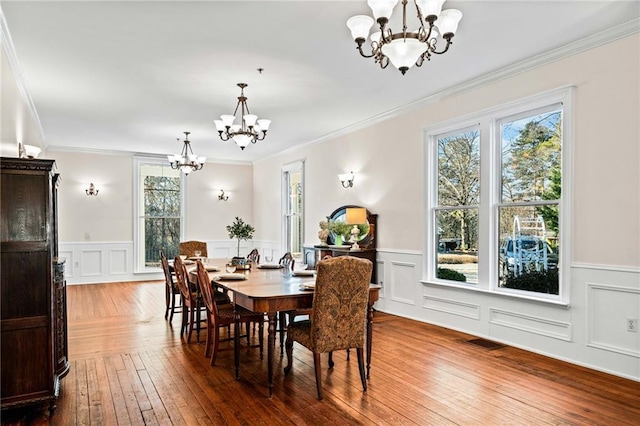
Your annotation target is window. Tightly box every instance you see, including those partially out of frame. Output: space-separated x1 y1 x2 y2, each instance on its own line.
282 161 304 256
425 88 571 303
435 128 480 284
134 158 185 272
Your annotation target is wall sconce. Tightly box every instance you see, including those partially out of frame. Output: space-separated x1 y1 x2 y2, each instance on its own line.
218 189 229 201
18 143 42 159
86 183 99 196
338 171 355 188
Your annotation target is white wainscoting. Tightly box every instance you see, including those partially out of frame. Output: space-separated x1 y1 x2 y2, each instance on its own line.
374 248 640 381
59 240 282 285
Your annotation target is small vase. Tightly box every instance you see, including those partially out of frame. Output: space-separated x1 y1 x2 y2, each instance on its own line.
334 234 343 246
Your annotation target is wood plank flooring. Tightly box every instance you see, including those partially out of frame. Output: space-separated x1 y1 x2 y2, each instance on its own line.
3 280 639 425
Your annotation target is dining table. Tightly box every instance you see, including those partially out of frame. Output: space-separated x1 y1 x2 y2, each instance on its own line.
189 259 380 398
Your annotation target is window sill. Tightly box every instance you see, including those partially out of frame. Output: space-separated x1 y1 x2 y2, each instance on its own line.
420 279 570 307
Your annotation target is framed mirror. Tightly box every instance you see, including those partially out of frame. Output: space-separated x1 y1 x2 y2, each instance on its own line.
326 205 377 249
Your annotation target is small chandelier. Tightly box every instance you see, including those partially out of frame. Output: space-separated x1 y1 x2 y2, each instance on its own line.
167 131 206 175
214 83 271 150
346 0 463 75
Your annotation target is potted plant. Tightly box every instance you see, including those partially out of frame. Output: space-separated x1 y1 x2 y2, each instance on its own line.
226 216 255 264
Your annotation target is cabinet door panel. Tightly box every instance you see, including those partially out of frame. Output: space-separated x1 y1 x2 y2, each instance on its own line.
1 251 49 319
1 174 48 242
1 327 51 398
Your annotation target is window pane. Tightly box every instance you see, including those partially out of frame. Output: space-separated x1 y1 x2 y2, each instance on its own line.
285 167 303 256
501 110 562 203
140 164 181 268
436 208 478 284
498 205 559 295
438 130 480 207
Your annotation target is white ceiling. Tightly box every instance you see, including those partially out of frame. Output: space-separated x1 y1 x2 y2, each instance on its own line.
2 1 639 163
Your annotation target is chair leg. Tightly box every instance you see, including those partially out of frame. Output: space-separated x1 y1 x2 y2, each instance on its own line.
204 318 213 358
278 312 286 355
164 286 170 319
283 335 294 374
258 320 264 359
187 306 195 343
169 292 177 324
328 351 334 368
210 326 221 366
180 303 188 337
356 348 367 393
313 353 323 400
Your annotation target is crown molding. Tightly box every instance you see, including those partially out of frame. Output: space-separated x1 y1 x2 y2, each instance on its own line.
261 17 640 164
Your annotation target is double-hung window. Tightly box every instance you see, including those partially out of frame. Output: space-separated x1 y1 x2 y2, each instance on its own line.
282 161 304 257
134 157 185 272
425 88 571 303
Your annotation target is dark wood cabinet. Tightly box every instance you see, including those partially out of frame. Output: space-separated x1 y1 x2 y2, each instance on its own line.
1 157 68 415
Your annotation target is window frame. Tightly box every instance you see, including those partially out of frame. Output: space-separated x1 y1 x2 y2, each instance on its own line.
281 160 305 256
133 156 186 273
423 86 573 305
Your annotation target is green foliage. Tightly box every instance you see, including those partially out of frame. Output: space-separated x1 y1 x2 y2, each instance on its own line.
226 217 255 257
328 221 351 238
503 269 559 295
436 268 467 282
437 131 480 250
537 166 561 236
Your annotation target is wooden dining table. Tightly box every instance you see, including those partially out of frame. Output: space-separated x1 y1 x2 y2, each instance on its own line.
190 260 380 398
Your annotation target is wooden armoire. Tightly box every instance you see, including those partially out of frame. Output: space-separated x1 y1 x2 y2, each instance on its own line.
1 157 69 415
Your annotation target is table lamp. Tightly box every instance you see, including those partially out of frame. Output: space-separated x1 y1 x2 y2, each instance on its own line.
345 207 367 251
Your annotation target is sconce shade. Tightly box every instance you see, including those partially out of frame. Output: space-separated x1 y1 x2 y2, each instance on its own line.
346 207 367 224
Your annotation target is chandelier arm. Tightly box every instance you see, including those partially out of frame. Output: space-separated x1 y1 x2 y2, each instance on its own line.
355 39 376 58
431 37 453 55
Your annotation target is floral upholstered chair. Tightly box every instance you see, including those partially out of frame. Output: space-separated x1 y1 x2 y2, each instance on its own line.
283 255 373 400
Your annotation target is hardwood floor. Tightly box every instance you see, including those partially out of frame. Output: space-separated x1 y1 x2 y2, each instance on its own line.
3 280 639 425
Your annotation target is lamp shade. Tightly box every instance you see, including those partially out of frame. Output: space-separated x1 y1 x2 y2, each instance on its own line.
347 15 374 40
367 0 399 21
381 37 428 71
415 0 445 18
346 207 367 225
257 119 271 131
436 9 462 36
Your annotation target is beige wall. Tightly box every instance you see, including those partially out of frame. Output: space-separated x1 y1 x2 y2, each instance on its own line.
52 150 253 243
254 34 640 268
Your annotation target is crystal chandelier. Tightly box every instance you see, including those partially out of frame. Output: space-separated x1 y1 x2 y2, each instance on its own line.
214 83 271 150
167 131 206 175
346 0 463 75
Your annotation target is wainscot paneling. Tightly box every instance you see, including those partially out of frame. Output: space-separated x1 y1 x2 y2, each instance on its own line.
489 308 572 341
60 240 282 285
587 283 640 358
389 260 418 305
373 249 640 381
423 295 481 320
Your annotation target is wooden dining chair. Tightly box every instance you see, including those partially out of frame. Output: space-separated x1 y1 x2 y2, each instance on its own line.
173 255 207 343
276 252 296 353
283 256 373 400
247 248 260 265
278 252 295 271
196 261 264 366
160 249 181 323
179 240 208 258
